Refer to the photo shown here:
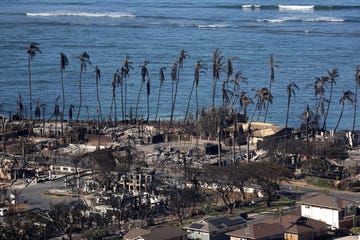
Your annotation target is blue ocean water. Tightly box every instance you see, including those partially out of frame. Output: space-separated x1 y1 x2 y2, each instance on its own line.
0 0 359 130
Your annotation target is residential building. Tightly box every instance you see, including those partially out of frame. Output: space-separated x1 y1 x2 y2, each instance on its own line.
226 222 285 240
183 215 247 240
300 193 360 229
123 225 188 240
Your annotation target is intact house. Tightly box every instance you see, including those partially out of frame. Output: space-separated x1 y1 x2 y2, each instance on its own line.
183 215 247 240
300 193 360 229
123 225 188 240
227 211 328 240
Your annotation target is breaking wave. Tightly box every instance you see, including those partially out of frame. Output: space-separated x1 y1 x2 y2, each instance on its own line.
258 16 345 23
26 11 135 18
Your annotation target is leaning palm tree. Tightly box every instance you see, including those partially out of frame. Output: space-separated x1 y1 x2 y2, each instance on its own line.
264 54 279 122
231 71 247 109
171 50 188 124
211 49 224 108
21 42 41 120
76 52 91 122
252 88 273 122
155 67 166 122
59 52 68 136
136 60 149 121
322 68 338 130
41 103 46 137
95 65 102 123
334 90 354 132
353 66 360 133
185 60 206 121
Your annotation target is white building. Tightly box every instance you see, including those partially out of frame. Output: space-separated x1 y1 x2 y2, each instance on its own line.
300 193 360 229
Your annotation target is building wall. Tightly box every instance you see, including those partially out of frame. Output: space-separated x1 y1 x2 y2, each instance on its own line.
284 233 299 240
301 204 339 229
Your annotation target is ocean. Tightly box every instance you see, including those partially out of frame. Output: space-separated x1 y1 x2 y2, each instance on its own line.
0 0 359 130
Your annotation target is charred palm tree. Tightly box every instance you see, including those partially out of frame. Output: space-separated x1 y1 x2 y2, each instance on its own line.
185 60 206 121
171 50 188 124
231 71 247 110
334 90 354 132
41 103 46 136
222 81 231 108
68 104 74 122
95 65 102 123
21 42 41 120
109 70 120 123
34 98 41 121
59 52 68 136
195 61 206 121
314 75 329 128
253 88 273 122
48 96 60 138
285 83 299 130
322 68 338 130
211 49 224 108
16 95 25 120
121 56 132 123
353 66 360 132
284 83 299 151
170 62 177 122
146 76 150 122
239 91 253 120
155 67 166 122
136 60 149 121
76 52 91 122
264 54 279 122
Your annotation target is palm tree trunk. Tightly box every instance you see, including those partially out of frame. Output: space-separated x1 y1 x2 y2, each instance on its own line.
323 82 334 130
124 78 127 123
147 94 150 122
184 80 195 122
155 84 162 122
27 55 32 120
212 79 217 107
121 83 124 124
61 69 65 136
109 95 114 122
135 82 143 121
96 81 102 124
76 71 83 122
334 104 344 132
353 82 358 133
196 85 199 121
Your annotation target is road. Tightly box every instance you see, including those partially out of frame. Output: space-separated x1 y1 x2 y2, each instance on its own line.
13 178 77 210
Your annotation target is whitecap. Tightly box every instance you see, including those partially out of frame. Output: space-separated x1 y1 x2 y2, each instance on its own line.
303 16 344 22
278 5 314 11
198 24 228 28
26 11 135 18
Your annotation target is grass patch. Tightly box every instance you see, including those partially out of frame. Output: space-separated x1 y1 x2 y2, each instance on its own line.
305 176 333 188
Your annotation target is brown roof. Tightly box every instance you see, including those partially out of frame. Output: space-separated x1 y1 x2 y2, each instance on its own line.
300 193 358 210
124 225 188 240
227 222 285 240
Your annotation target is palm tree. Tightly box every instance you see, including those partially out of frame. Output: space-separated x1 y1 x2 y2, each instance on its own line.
34 98 41 121
285 83 299 130
264 54 279 122
195 61 206 121
171 50 188 124
76 52 91 122
21 42 41 120
48 96 60 138
322 68 338 130
41 103 46 137
146 75 150 122
185 60 206 121
231 71 247 110
334 90 354 132
109 70 120 123
170 62 177 123
353 66 360 133
155 67 166 122
121 56 132 123
239 91 253 120
211 49 224 108
95 65 102 123
68 104 74 122
136 60 149 121
252 88 273 122
314 75 328 126
16 94 25 120
59 52 68 136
